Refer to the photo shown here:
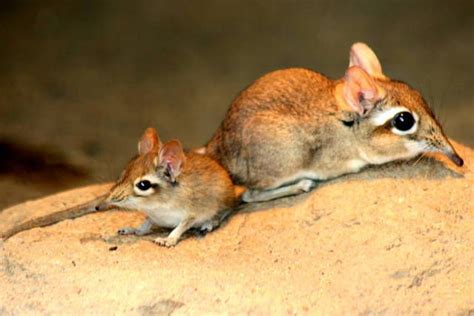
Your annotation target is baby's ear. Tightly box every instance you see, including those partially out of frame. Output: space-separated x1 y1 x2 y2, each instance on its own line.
138 127 161 155
343 66 386 116
157 140 186 183
349 42 386 80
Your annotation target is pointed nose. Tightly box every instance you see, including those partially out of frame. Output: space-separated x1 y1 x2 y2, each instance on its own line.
447 151 464 167
95 201 109 211
432 135 464 167
441 140 464 167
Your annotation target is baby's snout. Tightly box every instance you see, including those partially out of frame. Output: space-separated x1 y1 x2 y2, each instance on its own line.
95 201 110 211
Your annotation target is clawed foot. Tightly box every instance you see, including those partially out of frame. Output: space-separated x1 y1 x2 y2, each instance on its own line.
242 190 258 203
200 220 218 232
297 179 317 192
117 227 150 236
154 237 178 247
117 227 137 235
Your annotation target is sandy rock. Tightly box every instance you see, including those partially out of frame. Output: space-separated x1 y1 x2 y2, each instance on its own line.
0 143 473 314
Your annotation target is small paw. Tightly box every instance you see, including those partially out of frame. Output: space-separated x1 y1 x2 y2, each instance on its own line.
117 227 137 235
154 237 178 247
298 179 316 192
242 190 258 203
200 221 216 232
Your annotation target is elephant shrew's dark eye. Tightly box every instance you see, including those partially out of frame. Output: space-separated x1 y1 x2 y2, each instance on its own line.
391 111 415 132
136 180 152 191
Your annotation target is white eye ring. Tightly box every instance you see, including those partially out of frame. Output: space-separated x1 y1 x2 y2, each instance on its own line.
133 176 159 196
370 106 419 135
390 111 419 136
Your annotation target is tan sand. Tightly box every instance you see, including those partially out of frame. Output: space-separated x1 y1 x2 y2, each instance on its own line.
0 143 473 314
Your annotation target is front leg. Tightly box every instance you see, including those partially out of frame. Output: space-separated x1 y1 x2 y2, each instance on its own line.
118 218 153 236
154 216 196 247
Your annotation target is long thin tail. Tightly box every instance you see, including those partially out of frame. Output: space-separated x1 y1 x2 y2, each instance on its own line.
0 193 107 240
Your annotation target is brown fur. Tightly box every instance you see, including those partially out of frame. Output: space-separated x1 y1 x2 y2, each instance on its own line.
207 68 337 189
99 129 236 246
206 45 461 197
108 151 236 216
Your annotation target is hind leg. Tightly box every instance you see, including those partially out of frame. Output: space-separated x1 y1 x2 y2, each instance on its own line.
223 113 311 190
199 208 234 233
242 179 317 203
200 219 219 232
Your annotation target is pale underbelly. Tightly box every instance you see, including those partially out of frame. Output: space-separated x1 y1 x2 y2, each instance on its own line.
144 208 209 228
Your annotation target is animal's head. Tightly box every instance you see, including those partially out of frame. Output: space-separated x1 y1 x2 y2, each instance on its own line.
336 42 463 166
96 128 187 211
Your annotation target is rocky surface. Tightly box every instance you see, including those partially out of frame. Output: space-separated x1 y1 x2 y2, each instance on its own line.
0 143 473 314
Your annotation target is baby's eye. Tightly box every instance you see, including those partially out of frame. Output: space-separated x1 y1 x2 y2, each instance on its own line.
136 180 152 191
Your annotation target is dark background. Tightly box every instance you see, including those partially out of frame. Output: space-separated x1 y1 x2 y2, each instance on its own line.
0 0 472 209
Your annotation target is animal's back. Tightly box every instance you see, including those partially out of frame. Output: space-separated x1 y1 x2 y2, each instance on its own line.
206 68 335 188
219 68 333 124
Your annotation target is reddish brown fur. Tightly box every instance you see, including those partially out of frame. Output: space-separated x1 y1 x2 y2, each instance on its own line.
100 129 237 246
206 48 461 193
107 151 236 221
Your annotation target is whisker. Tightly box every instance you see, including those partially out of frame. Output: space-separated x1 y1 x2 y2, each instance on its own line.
412 155 420 166
411 142 430 167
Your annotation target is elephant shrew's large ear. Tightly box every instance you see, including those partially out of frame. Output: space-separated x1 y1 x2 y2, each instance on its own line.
349 42 386 80
138 127 161 156
158 140 186 183
343 66 386 116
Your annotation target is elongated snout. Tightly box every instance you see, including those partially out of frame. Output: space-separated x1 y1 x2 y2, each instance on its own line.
431 135 464 167
439 139 464 167
95 200 110 211
446 151 464 167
